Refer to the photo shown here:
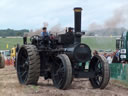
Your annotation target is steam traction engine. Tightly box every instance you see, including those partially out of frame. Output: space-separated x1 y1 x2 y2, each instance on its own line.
16 7 110 89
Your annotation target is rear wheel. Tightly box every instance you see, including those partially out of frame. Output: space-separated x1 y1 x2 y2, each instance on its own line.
52 54 72 90
89 55 110 89
16 45 40 85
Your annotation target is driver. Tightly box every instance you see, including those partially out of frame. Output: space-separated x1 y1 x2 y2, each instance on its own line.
65 27 74 44
41 27 49 38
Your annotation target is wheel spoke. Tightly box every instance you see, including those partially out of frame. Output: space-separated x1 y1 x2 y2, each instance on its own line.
96 77 100 85
58 79 63 86
21 71 27 77
58 67 64 73
24 73 28 82
19 65 26 71
21 55 27 61
54 73 59 82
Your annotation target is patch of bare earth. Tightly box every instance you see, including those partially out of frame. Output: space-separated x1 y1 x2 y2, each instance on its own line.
0 66 128 96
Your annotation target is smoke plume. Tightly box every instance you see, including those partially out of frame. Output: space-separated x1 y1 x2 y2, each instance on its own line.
28 23 65 37
49 24 65 35
88 4 128 31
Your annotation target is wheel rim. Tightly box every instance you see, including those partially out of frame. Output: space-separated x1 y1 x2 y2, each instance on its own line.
17 47 29 84
89 56 104 87
94 59 103 86
52 57 66 88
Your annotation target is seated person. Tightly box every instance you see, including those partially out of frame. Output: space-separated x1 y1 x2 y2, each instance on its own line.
57 27 74 45
65 27 74 44
50 34 55 39
41 27 53 47
41 27 49 38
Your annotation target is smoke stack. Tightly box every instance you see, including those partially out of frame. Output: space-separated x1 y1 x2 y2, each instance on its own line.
74 7 82 32
74 7 82 43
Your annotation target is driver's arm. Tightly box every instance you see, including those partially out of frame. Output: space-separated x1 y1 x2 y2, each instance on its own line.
41 32 44 37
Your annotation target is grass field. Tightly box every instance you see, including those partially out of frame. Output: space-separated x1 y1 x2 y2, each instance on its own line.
82 37 116 51
0 38 23 50
0 37 116 50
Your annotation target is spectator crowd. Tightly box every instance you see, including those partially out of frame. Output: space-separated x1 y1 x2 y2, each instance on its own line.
93 50 120 64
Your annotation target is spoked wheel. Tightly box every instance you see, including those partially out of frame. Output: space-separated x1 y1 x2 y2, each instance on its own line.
52 54 72 90
16 45 40 85
89 55 110 89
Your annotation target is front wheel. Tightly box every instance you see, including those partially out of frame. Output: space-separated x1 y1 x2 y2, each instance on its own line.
89 55 110 89
52 54 72 90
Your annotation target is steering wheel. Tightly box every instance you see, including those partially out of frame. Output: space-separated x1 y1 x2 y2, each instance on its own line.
30 35 42 42
43 36 50 40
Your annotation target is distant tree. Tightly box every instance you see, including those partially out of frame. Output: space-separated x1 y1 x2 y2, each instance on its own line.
0 29 29 36
88 32 95 36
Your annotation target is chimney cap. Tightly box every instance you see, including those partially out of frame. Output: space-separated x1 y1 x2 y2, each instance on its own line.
74 7 82 12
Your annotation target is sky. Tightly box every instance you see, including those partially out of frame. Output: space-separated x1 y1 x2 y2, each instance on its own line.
0 0 128 30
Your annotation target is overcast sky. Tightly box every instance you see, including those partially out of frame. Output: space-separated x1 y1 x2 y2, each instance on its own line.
0 0 127 30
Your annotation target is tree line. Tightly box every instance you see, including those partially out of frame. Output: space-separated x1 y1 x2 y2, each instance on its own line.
0 28 29 37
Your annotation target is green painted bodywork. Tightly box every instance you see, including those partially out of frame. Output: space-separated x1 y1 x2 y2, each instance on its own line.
119 31 128 60
109 63 128 84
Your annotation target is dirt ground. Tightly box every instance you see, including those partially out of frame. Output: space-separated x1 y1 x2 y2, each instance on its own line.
0 66 128 96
